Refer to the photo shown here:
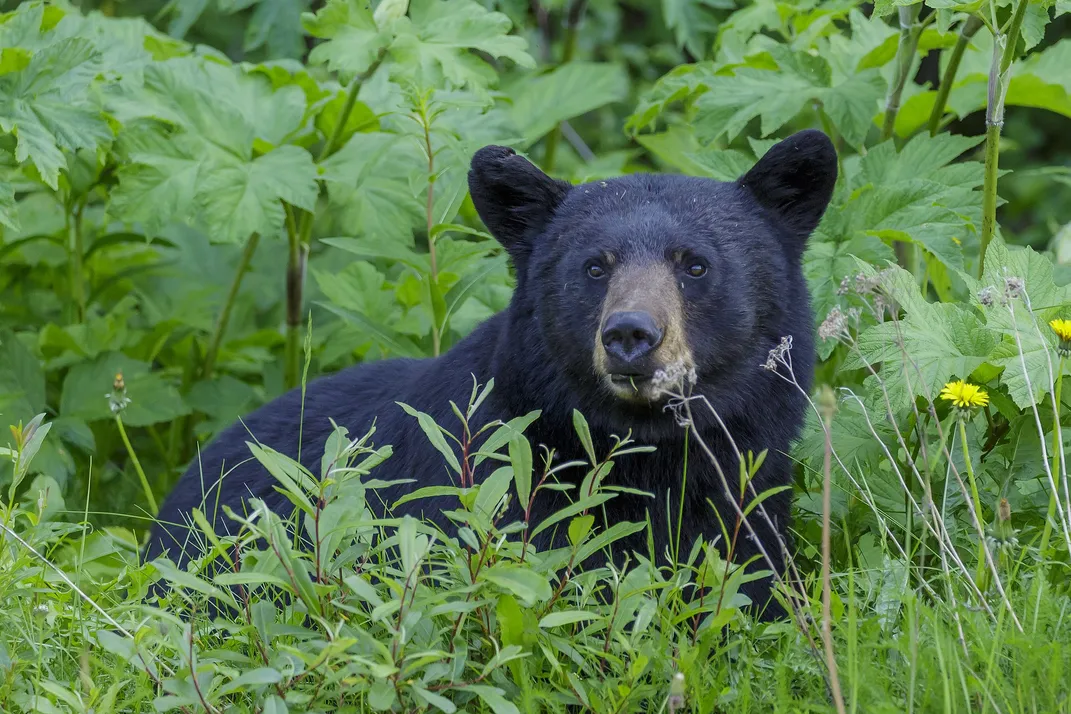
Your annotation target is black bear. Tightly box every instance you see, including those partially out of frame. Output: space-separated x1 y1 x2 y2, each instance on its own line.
145 129 837 619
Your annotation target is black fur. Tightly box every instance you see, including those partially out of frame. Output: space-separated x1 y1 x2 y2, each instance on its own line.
145 131 838 619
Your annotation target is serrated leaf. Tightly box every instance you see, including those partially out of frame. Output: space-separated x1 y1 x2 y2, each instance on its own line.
304 0 391 77
389 0 534 90
320 131 426 243
199 145 317 243
0 37 112 188
975 238 1071 408
840 265 995 411
509 62 628 144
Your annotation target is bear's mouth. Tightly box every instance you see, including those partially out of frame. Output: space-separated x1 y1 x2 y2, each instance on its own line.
609 372 652 386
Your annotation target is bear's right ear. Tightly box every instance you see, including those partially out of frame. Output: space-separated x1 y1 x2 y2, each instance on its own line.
738 129 838 245
468 146 571 251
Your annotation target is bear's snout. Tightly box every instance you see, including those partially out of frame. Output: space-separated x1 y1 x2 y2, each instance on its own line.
601 310 664 369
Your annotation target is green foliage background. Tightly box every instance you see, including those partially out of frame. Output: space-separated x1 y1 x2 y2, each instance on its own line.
2 0 1071 711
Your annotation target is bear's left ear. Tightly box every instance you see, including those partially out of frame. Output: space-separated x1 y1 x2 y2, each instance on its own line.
468 146 572 253
738 129 838 245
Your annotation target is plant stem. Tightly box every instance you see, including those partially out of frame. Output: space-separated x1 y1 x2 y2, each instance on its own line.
202 232 260 381
542 0 588 174
421 101 442 357
884 4 922 272
284 230 309 390
1038 356 1066 560
928 15 983 136
283 51 388 389
959 418 987 586
117 414 157 514
978 0 1029 277
882 5 922 142
68 198 87 323
819 387 847 714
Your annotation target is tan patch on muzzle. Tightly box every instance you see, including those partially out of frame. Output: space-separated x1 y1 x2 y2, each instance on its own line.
593 262 695 401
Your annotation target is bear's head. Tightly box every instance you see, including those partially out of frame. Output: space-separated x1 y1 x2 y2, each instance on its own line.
468 131 837 429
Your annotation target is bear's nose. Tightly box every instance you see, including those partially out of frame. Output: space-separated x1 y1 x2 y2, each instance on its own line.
601 311 664 366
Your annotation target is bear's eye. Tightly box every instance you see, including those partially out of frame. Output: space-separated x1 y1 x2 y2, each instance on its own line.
586 262 606 279
685 262 708 279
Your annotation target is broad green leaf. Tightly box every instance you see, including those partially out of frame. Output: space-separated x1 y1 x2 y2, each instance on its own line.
0 176 15 230
840 265 995 411
478 564 552 606
304 0 391 78
0 329 46 423
199 145 318 243
0 37 112 189
975 238 1071 408
662 0 728 57
389 0 534 90
108 123 203 235
693 46 885 147
509 62 629 144
320 131 426 243
804 234 894 360
59 353 189 426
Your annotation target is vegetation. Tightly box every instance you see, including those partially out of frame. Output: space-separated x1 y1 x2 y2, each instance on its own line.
1 0 1070 711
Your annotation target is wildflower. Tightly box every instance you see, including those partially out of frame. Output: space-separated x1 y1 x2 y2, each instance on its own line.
939 380 989 412
106 371 131 414
1003 276 1024 300
977 286 998 307
1050 318 1071 357
818 306 847 341
762 335 793 371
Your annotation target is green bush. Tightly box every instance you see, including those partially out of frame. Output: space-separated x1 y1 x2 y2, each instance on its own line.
2 0 1071 711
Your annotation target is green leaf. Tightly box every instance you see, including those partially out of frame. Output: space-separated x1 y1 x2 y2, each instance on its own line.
662 0 728 57
479 564 552 606
304 0 391 78
320 131 426 244
199 145 317 243
975 238 1071 408
509 433 533 509
398 402 463 474
509 62 629 144
693 46 884 147
538 610 600 628
0 37 112 189
59 353 189 427
0 175 16 231
0 329 46 423
389 0 535 90
462 685 520 714
840 264 995 411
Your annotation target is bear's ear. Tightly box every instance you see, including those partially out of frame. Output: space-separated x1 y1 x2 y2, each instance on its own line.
468 146 571 251
738 129 838 243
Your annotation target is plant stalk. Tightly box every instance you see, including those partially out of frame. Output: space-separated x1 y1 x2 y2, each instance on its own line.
542 0 588 174
882 5 922 142
202 232 260 381
884 5 922 271
283 51 388 388
1038 356 1065 560
978 0 1029 277
68 198 87 323
819 386 847 714
284 233 309 390
117 414 157 514
928 15 983 136
421 102 442 357
959 418 987 587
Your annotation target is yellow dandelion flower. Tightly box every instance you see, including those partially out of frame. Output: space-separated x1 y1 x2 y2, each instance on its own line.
1050 319 1071 357
939 380 989 410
